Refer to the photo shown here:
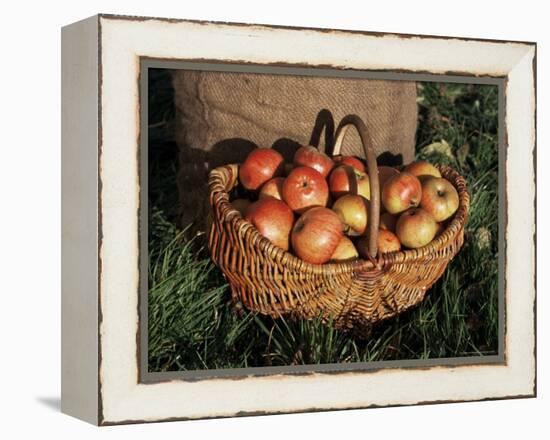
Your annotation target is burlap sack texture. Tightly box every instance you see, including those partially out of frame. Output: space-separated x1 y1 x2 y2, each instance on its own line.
172 70 418 230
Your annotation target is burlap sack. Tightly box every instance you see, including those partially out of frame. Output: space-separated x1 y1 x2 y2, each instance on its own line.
172 70 417 230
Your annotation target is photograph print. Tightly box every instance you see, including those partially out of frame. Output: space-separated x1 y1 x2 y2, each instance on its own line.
145 63 502 375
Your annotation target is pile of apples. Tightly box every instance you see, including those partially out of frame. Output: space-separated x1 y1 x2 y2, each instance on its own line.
230 146 459 265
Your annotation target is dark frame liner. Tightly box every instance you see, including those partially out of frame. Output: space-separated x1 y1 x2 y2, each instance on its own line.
138 58 507 384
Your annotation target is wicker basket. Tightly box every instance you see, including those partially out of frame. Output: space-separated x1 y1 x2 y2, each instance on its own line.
208 115 470 330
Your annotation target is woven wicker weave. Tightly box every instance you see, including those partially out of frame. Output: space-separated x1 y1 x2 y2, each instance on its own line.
208 115 469 329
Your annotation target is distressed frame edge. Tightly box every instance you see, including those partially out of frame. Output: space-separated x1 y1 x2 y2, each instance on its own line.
99 393 536 427
503 44 537 401
532 43 538 400
97 12 537 47
93 15 537 425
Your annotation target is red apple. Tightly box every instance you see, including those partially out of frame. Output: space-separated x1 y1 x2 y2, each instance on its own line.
333 155 366 172
245 198 294 251
379 212 398 232
331 194 369 236
259 177 285 200
378 230 402 253
231 198 251 216
404 160 441 182
291 207 343 264
293 145 334 178
381 172 422 214
395 208 437 249
328 165 371 200
420 177 459 222
435 222 446 237
239 148 284 191
357 229 401 256
378 166 400 191
330 236 359 262
282 166 329 213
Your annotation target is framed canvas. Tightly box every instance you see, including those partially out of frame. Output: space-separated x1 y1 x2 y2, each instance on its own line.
61 14 536 425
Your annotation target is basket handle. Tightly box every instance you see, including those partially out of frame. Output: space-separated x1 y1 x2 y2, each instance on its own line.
333 114 380 258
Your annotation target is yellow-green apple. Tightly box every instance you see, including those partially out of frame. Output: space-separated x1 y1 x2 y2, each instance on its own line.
357 229 401 256
396 208 437 248
379 212 398 232
291 207 343 264
259 177 285 200
293 145 334 178
239 148 284 191
282 166 329 213
381 172 422 214
404 160 441 182
333 155 366 173
378 166 400 191
331 194 369 236
420 177 459 222
330 236 359 262
328 165 371 200
245 198 294 251
231 198 251 216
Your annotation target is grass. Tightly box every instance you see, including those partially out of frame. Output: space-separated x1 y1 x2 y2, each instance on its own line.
147 70 500 371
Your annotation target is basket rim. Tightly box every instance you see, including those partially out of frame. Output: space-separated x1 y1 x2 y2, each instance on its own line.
208 163 470 275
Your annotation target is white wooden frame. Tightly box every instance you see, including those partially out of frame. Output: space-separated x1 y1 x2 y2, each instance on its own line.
61 14 536 425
